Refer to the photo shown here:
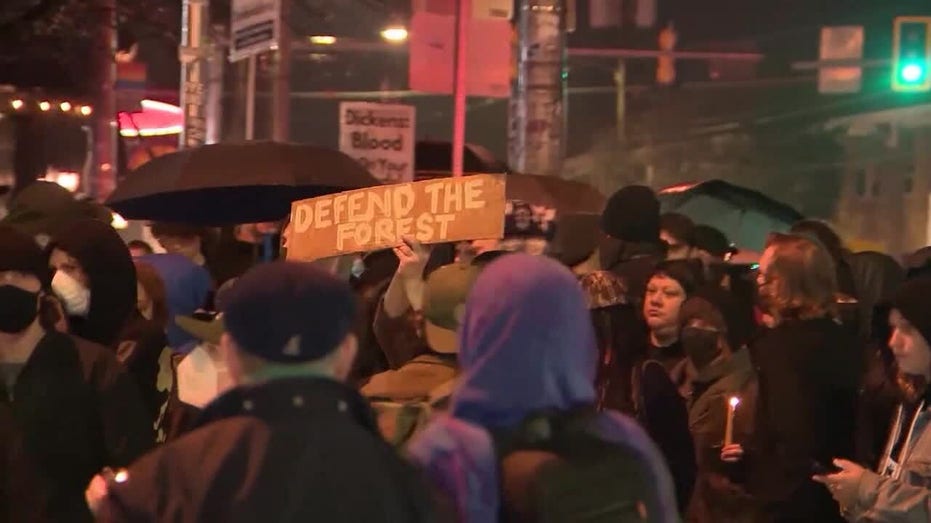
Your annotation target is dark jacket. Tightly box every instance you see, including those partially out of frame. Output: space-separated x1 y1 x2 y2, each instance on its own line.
99 376 439 522
747 317 861 522
686 348 761 522
1 331 153 522
54 220 168 429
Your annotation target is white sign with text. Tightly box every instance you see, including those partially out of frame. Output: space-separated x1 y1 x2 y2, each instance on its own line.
338 102 415 184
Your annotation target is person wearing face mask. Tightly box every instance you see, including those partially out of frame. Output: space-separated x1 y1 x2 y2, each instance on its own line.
679 287 761 522
48 219 168 431
0 226 152 522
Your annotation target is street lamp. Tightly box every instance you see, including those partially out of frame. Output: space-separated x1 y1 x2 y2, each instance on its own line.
309 35 336 45
39 101 51 111
380 26 408 43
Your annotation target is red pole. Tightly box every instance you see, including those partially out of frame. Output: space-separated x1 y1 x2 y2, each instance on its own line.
451 0 470 177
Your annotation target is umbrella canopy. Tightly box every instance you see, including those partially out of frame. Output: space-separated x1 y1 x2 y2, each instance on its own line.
415 141 508 173
106 141 380 225
658 180 802 252
417 171 605 214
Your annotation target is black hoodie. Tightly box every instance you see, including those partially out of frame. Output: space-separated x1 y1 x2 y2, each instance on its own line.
52 220 168 423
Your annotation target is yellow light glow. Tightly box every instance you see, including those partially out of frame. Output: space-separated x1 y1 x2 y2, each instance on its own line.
111 213 129 230
10 99 23 110
728 396 741 408
309 35 337 45
80 106 93 116
60 101 72 112
39 101 51 111
380 26 408 43
119 125 183 138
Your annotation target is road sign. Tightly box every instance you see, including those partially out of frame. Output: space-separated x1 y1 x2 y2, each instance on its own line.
818 26 864 94
230 0 280 62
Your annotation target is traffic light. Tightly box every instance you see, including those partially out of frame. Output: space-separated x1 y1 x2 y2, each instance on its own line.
892 16 931 92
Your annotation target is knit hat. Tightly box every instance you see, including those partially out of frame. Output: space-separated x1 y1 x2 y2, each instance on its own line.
660 213 695 245
690 225 734 258
222 261 357 363
600 185 661 243
550 212 600 268
680 285 748 350
0 225 52 288
580 270 629 309
892 277 931 346
423 262 481 354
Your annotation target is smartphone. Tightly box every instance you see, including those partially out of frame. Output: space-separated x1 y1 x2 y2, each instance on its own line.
811 460 842 475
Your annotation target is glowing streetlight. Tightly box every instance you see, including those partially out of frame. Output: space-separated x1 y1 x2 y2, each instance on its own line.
60 101 72 112
380 26 408 43
10 99 23 110
309 35 337 45
80 105 93 116
39 101 51 111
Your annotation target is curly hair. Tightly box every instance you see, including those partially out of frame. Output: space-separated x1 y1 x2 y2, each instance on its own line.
760 232 838 323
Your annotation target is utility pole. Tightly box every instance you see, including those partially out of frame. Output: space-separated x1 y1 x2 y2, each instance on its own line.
205 23 226 144
614 59 625 143
272 0 291 142
180 0 209 149
91 0 118 200
508 0 567 176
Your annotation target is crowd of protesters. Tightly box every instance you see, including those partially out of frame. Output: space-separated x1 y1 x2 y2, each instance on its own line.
0 180 931 521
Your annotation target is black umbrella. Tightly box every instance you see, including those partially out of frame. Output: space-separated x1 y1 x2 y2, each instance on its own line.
106 141 380 225
415 141 508 173
658 179 803 252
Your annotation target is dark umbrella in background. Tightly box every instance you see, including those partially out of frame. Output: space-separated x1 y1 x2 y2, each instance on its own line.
414 141 508 174
658 179 803 252
106 141 381 225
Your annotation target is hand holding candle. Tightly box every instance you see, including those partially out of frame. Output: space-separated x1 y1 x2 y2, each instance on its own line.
724 396 740 446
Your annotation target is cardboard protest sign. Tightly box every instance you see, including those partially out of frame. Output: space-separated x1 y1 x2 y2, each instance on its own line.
286 174 506 261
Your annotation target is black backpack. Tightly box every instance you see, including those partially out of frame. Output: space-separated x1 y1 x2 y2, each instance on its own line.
491 408 659 523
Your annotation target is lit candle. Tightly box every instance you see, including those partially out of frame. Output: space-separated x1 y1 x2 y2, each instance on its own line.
724 396 740 446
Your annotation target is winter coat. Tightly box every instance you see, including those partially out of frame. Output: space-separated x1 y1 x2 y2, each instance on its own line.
845 398 931 522
748 317 861 521
98 376 440 522
1 332 153 522
686 348 762 522
408 254 678 523
599 238 665 311
53 220 168 429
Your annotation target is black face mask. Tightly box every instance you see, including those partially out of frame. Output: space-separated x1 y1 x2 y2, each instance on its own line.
0 285 39 334
681 326 721 370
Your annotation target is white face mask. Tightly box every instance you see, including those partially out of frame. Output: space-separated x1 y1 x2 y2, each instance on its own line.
52 271 91 317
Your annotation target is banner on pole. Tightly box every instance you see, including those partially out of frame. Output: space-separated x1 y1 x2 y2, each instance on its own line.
409 11 511 97
286 174 506 260
338 102 415 184
230 0 280 61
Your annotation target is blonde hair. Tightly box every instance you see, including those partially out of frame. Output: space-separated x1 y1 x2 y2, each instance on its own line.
761 233 838 322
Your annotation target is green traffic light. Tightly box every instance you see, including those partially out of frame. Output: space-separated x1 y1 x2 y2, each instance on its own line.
901 63 926 83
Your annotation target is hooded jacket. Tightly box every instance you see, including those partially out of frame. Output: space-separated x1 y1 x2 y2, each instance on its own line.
53 219 138 348
408 254 678 522
53 220 167 423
